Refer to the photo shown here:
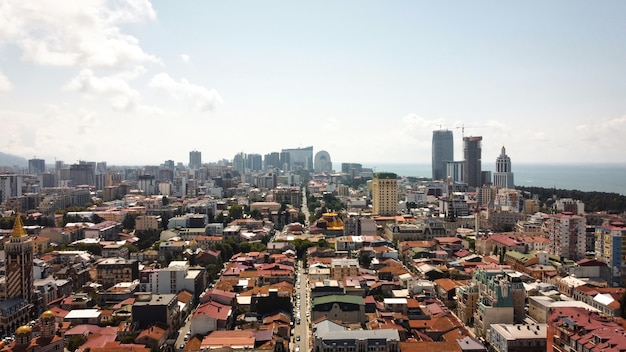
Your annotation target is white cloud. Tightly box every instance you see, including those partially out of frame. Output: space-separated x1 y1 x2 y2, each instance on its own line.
0 0 160 68
149 72 223 112
0 70 12 92
180 54 191 64
64 69 140 111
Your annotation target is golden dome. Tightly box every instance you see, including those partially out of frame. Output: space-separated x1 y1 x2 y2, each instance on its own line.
16 325 32 335
41 310 55 319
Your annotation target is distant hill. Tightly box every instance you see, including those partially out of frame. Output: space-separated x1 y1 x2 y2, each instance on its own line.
0 152 28 167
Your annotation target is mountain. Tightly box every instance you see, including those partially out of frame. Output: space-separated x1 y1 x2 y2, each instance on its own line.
0 152 28 168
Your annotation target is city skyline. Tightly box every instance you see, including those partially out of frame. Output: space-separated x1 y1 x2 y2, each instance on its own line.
1 1 626 166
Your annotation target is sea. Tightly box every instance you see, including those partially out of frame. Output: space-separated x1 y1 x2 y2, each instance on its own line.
358 163 626 196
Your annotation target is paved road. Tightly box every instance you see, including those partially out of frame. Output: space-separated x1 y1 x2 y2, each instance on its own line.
292 261 310 351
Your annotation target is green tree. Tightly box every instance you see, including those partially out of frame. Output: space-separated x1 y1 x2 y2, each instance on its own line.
122 213 136 230
228 205 244 220
250 209 262 220
67 334 88 352
124 243 139 253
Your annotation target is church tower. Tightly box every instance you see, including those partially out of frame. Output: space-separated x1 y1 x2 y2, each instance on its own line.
5 215 34 303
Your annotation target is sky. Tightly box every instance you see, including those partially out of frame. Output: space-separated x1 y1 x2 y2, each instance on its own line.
1 0 626 167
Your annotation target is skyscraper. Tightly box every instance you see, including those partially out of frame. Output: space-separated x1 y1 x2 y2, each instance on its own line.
281 146 313 170
314 150 332 173
493 146 514 189
189 150 202 169
28 158 45 174
463 136 483 188
432 130 454 180
372 172 398 216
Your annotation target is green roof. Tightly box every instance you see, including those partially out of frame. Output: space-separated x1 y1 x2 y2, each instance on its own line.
506 250 533 262
312 294 364 306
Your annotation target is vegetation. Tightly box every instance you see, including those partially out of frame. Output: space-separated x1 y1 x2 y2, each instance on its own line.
135 229 162 251
517 186 626 213
67 334 88 352
122 213 136 230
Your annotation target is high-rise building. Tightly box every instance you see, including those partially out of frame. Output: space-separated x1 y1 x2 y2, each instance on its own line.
233 152 246 172
69 161 95 186
594 222 626 287
314 150 332 173
264 152 280 170
247 153 262 171
493 146 514 189
28 158 45 174
372 172 398 216
432 130 454 180
463 136 483 188
546 212 587 261
189 150 202 169
281 146 313 170
1 216 35 336
444 161 464 183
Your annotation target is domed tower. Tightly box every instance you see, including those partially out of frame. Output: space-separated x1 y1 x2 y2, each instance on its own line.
15 325 32 346
40 310 56 339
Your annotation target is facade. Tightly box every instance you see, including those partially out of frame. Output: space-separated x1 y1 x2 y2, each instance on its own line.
139 261 205 300
313 325 400 352
96 258 140 289
546 212 587 261
132 293 180 331
372 172 398 216
0 216 35 335
432 130 454 180
281 146 313 170
487 323 547 352
311 295 365 324
493 146 514 189
594 222 626 287
329 258 359 280
471 270 525 337
445 160 464 183
189 150 202 169
69 161 95 186
314 150 332 173
28 158 46 174
463 136 483 188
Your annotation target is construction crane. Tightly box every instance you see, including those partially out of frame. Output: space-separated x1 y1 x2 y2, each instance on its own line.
455 124 488 139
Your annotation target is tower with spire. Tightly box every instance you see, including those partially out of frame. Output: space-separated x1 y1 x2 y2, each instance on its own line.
0 215 35 335
493 146 515 189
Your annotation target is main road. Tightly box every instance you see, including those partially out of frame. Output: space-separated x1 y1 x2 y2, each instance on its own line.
292 261 310 351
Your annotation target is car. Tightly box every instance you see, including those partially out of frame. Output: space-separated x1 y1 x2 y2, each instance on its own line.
296 335 300 341
296 346 300 352
179 344 185 350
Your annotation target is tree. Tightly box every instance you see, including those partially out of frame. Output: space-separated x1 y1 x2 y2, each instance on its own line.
228 205 244 221
67 334 88 352
250 209 262 220
122 213 136 231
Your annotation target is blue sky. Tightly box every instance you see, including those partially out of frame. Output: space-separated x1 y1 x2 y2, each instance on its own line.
1 0 625 167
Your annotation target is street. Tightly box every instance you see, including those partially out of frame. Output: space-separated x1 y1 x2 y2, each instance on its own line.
292 261 310 352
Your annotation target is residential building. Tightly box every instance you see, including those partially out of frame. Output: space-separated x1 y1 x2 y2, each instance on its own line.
487 323 547 352
132 292 179 331
595 222 626 287
96 258 140 289
546 212 587 261
139 261 205 301
463 136 483 188
329 258 359 280
432 129 454 180
372 172 398 216
471 270 525 337
28 158 46 174
311 295 365 325
189 150 202 169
